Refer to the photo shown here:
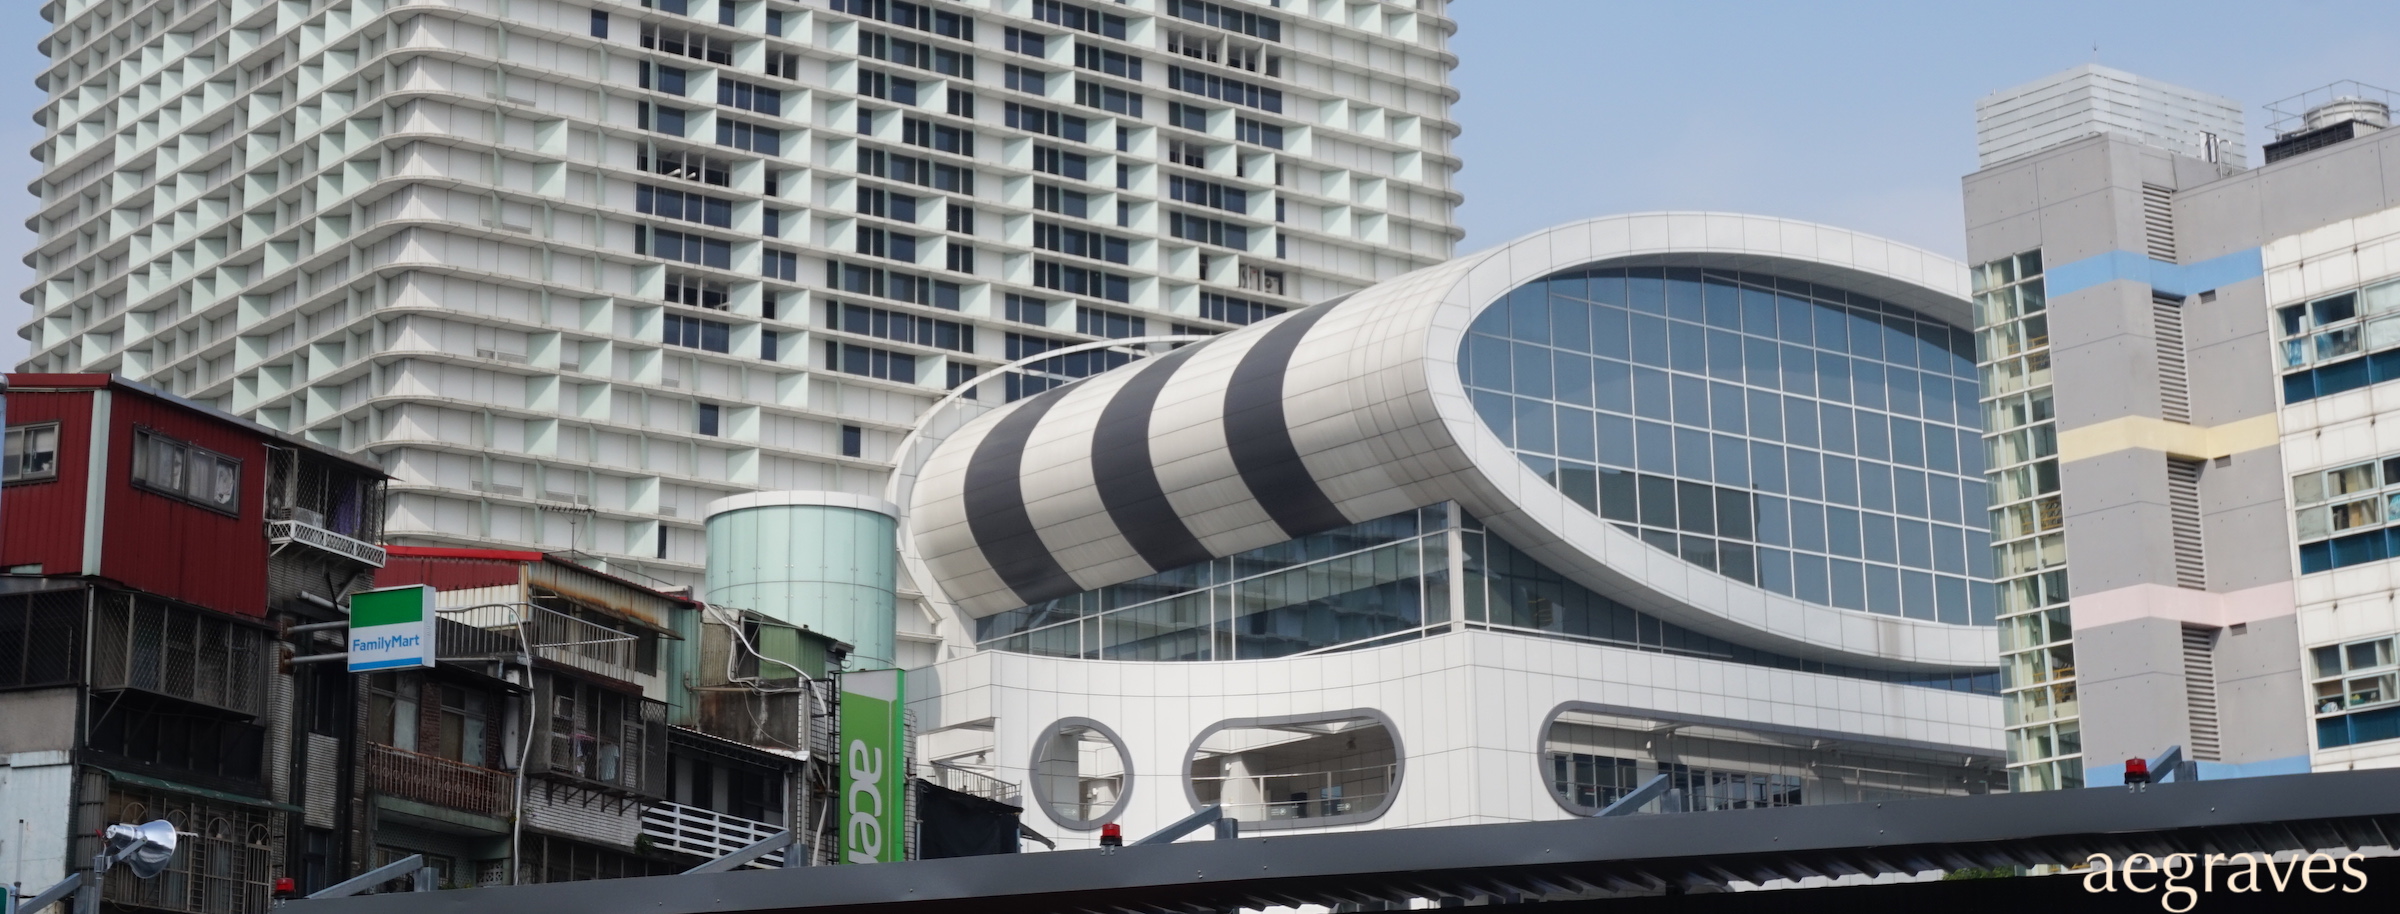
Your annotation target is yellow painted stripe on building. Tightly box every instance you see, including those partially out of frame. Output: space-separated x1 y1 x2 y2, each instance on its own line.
2055 413 2281 462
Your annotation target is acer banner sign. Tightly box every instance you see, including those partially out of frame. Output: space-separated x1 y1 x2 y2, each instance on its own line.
348 584 436 672
840 668 907 864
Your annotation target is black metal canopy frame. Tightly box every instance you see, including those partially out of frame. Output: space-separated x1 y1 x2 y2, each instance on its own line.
290 770 2400 914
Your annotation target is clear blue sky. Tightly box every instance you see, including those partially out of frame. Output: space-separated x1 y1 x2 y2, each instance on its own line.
2 1 2397 369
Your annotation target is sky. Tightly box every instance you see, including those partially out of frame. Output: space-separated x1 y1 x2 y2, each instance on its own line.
0 1 2396 370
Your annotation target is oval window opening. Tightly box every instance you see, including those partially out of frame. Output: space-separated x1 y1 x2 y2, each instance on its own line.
1030 718 1131 829
1186 711 1399 829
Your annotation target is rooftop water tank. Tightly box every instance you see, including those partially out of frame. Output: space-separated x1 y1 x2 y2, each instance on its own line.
703 491 900 668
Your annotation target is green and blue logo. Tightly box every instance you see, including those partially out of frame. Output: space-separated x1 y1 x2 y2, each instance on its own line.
348 585 436 672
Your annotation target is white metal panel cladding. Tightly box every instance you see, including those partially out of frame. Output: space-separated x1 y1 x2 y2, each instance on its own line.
907 214 1994 669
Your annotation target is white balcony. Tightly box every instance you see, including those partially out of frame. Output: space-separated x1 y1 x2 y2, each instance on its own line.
640 801 784 868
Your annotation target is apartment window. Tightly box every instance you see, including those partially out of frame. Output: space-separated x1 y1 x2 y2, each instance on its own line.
1240 265 1286 296
765 9 784 36
436 686 489 767
903 117 975 156
1033 184 1089 218
831 302 973 352
1199 292 1284 325
366 673 421 751
1032 0 1127 40
859 187 918 221
697 403 721 437
718 79 784 116
718 1 735 25
639 103 688 136
1166 28 1269 73
865 150 979 195
765 51 801 79
640 149 731 187
946 244 977 273
1006 103 1088 142
1166 66 1281 113
641 63 688 95
1234 117 1284 149
1005 27 1048 57
642 23 734 63
763 208 784 237
2291 453 2400 573
1116 162 1131 189
657 528 670 559
3 423 61 483
1005 65 1049 95
1075 44 1144 80
590 9 609 38
637 185 733 227
2314 635 2400 748
1033 260 1131 302
946 203 976 235
761 329 780 361
649 0 691 15
1166 102 1208 132
1166 0 1282 41
717 119 781 155
1117 200 1131 227
861 69 919 105
1169 212 1248 249
131 430 242 515
763 249 799 281
1032 145 1089 180
826 341 919 382
664 272 730 309
1169 175 1247 213
842 425 864 458
1167 139 1208 167
665 314 731 353
1034 221 1131 264
639 227 732 268
1276 231 1287 259
1276 197 1286 222
1075 80 1144 117
1006 294 1049 326
862 31 973 79
838 0 972 39
829 261 963 309
947 88 976 118
1077 305 1145 339
857 227 918 262
946 362 980 397
2276 278 2400 404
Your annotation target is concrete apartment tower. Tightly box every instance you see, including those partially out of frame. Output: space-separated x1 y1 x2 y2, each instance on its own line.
17 0 1464 590
1966 65 2400 789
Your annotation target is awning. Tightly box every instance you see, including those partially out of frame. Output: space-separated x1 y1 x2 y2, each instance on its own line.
97 767 303 814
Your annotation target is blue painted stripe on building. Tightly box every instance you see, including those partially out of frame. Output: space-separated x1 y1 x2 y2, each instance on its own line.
2043 247 2264 299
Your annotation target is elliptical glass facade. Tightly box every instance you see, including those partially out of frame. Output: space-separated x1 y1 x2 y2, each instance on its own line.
1459 267 1998 625
975 503 1998 694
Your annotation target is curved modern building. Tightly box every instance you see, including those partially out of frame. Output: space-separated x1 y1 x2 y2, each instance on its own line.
903 214 2005 846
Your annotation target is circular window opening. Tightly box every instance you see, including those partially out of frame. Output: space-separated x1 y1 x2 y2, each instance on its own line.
1028 718 1132 830
1184 710 1401 830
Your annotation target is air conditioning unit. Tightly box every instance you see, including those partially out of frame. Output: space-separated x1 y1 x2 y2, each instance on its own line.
292 508 325 528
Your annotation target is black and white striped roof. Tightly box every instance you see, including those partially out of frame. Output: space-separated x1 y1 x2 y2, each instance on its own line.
910 214 1991 669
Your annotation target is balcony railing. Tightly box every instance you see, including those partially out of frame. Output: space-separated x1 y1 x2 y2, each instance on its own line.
369 742 516 819
266 517 388 567
640 801 784 868
927 763 1021 807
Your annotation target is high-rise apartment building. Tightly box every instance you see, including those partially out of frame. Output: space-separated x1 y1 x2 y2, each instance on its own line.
17 0 1464 588
1964 69 2400 789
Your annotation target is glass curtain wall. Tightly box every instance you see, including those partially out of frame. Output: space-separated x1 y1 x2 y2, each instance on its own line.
1458 267 1996 625
977 504 1998 694
1973 250 2083 791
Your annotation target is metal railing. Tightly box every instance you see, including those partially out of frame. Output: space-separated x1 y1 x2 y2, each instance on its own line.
450 603 641 682
640 801 785 868
88 592 268 717
370 742 517 819
927 763 1021 807
266 517 389 567
102 830 273 914
1190 763 1396 822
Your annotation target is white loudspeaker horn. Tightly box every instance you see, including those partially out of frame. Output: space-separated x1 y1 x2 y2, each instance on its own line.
103 821 179 879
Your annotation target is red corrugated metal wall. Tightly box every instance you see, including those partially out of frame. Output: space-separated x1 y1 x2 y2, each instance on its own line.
98 393 273 615
376 551 534 592
0 386 96 573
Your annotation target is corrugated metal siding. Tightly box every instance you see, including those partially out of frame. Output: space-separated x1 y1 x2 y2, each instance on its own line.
380 554 530 592
523 786 642 849
99 395 272 616
528 560 683 632
0 389 96 573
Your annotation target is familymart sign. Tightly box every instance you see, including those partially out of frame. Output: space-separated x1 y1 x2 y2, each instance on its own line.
348 584 436 672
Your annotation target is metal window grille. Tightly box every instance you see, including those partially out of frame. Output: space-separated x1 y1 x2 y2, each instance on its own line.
0 589 85 688
89 592 268 717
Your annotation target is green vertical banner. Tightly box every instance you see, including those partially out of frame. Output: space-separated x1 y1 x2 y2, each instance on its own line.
839 668 907 863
